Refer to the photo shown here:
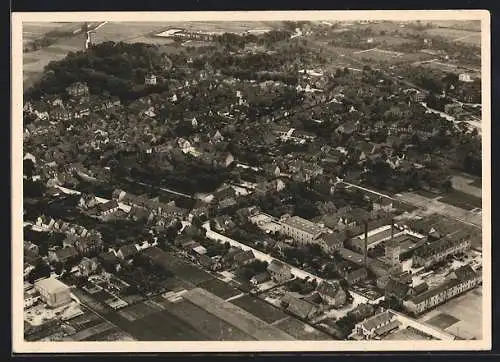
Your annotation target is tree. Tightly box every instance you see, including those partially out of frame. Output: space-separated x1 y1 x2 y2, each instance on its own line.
28 260 51 284
53 262 64 275
23 159 35 179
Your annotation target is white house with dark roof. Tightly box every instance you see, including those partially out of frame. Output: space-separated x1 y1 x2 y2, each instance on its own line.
267 260 293 283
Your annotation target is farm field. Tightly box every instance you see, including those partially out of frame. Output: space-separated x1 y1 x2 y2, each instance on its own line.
166 299 256 341
423 27 481 46
370 35 418 46
425 21 481 32
85 328 136 341
438 190 482 211
182 288 295 340
420 60 481 76
198 278 242 300
274 317 333 340
117 301 159 322
23 22 83 46
103 302 208 341
158 252 215 285
451 174 482 199
68 322 115 341
230 295 288 324
353 48 434 64
154 21 281 34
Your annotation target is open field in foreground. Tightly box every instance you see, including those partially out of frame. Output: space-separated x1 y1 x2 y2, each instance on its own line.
182 288 295 340
198 278 242 300
230 294 288 324
166 299 256 341
274 317 333 340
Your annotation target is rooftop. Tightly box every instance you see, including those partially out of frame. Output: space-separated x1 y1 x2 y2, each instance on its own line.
281 216 325 236
34 277 69 293
361 310 394 331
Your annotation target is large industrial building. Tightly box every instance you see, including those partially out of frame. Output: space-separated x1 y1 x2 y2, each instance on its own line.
279 215 327 244
34 277 72 308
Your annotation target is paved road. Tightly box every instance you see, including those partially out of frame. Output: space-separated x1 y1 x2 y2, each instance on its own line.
202 222 371 305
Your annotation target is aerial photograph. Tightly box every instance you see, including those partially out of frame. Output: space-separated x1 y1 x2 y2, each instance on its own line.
20 17 484 345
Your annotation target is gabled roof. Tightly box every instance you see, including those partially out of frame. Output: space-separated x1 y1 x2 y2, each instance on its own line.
385 279 410 299
283 294 317 319
451 264 477 281
412 282 429 295
54 246 79 260
118 244 138 258
251 271 271 283
317 281 343 298
318 232 345 247
98 200 119 212
360 310 393 331
267 259 289 274
233 250 254 263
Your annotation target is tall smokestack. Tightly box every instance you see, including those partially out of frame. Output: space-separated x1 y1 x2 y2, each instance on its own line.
364 220 368 268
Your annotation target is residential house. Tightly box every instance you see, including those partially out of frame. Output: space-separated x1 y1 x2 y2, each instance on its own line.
50 106 72 121
250 271 271 286
317 281 347 308
267 260 293 283
316 232 344 253
66 82 89 98
281 294 319 321
78 194 99 210
117 244 139 261
112 189 127 201
197 254 219 270
75 233 103 256
98 251 121 272
77 257 99 277
217 197 238 214
348 303 375 321
213 215 235 233
335 122 358 136
350 310 400 340
458 73 473 82
24 241 39 255
145 73 157 86
385 279 411 305
345 267 368 286
48 246 79 265
233 250 255 268
95 200 119 217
